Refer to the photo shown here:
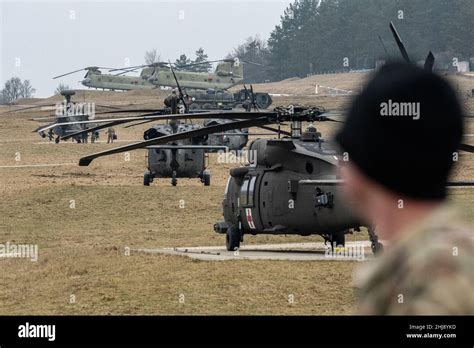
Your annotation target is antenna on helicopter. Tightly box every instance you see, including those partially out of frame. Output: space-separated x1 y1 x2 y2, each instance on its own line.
168 60 188 114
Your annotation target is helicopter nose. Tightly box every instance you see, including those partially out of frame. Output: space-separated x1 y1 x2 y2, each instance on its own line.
82 78 91 86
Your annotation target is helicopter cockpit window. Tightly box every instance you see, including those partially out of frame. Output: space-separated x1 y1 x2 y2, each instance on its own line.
239 175 257 207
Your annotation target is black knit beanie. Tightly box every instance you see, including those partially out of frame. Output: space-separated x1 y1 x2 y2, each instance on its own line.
335 62 464 200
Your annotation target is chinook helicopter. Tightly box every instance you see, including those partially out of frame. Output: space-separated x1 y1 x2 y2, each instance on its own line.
76 22 474 251
54 58 273 110
53 66 154 91
54 59 243 91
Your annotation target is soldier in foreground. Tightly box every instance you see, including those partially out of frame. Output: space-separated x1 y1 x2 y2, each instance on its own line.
335 62 474 314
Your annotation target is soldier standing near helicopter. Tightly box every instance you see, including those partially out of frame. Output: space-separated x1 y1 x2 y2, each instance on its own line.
336 62 474 315
106 127 116 144
164 89 179 115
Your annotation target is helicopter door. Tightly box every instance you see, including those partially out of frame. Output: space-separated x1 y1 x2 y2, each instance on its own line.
239 175 257 230
239 175 256 207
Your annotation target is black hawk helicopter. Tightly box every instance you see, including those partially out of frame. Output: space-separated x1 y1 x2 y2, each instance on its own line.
76 105 372 250
76 105 474 252
76 22 474 252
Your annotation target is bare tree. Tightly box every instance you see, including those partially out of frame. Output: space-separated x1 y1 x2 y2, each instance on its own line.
55 83 71 95
2 77 22 102
144 48 161 65
20 80 36 99
0 77 36 103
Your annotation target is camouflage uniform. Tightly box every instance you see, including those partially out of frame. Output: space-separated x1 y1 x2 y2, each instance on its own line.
107 127 115 144
355 206 474 315
164 90 179 114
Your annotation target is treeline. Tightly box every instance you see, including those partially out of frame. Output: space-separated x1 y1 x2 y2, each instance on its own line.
234 0 474 82
0 77 35 104
144 47 213 72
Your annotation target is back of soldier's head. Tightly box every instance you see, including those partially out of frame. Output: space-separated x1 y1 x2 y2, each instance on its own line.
336 62 464 201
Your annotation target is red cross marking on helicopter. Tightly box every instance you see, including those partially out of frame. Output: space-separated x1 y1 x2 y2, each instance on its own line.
245 208 256 230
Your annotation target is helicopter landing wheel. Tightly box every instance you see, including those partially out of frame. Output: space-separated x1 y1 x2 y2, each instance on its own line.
226 225 241 251
171 171 177 186
144 171 152 186
55 137 60 144
368 226 383 255
189 103 200 111
372 242 384 255
203 172 211 186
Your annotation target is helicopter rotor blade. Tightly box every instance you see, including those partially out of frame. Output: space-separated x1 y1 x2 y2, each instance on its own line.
243 84 249 98
123 119 159 128
79 118 273 166
94 108 170 116
53 66 118 80
1 103 57 114
250 85 259 111
176 59 237 69
113 67 143 76
59 111 171 140
424 51 435 72
257 125 291 136
299 179 474 188
446 181 474 187
53 68 88 80
459 143 474 153
240 59 266 67
3 102 120 116
109 65 148 72
109 62 170 73
176 60 224 69
389 22 411 63
174 57 264 70
95 104 121 110
169 60 188 111
107 108 333 123
58 111 274 138
63 106 334 141
37 114 161 135
33 123 57 133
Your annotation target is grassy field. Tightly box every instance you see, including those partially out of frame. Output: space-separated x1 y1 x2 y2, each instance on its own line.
0 72 472 315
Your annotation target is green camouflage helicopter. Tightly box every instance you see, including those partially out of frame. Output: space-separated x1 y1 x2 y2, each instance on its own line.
53 58 273 110
53 59 241 91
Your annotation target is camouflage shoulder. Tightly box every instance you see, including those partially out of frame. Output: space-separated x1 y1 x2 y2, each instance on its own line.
356 206 474 315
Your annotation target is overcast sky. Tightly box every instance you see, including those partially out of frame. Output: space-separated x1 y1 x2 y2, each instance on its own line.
0 0 292 97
